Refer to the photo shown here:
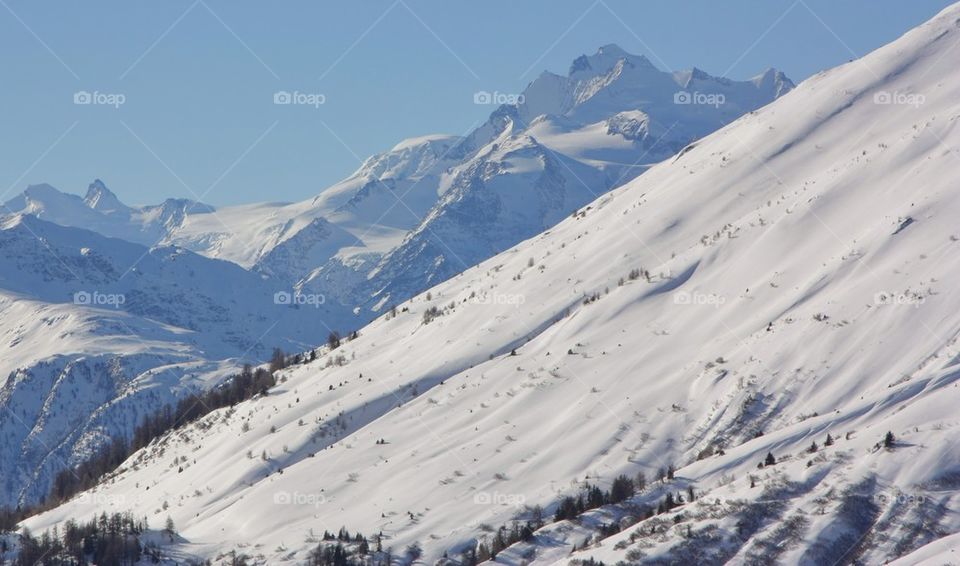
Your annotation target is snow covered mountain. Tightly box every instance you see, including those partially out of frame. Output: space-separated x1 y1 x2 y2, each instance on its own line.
5 48 791 324
0 213 355 506
3 179 215 247
21 3 960 564
165 133 464 278
339 48 793 312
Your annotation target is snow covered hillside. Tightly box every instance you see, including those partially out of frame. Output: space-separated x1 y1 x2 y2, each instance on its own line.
0 213 352 506
23 3 960 564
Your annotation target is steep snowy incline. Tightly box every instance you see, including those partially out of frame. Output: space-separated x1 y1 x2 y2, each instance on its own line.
23 4 960 564
0 293 236 506
0 214 353 507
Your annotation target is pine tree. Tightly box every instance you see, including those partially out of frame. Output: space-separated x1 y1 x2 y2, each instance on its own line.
884 431 896 448
765 452 776 466
824 433 834 446
269 348 286 373
476 542 491 562
327 331 341 351
610 474 635 503
664 493 676 510
635 471 647 491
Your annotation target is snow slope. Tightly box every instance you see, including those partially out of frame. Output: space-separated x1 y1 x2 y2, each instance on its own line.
0 214 353 506
23 3 960 564
0 294 236 506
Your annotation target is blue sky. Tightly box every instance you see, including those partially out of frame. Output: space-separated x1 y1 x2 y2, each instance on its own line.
0 0 953 206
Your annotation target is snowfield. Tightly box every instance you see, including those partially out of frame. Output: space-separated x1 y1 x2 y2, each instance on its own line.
20 2 960 565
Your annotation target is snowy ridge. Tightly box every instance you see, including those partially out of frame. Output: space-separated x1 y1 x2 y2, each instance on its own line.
3 180 215 247
22 3 960 564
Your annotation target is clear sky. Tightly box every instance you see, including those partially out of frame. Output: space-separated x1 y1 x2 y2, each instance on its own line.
0 0 953 206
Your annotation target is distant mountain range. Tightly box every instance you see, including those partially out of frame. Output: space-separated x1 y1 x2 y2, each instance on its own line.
6 45 793 320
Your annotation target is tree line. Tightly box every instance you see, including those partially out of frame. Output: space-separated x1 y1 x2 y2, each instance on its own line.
2 360 280 530
9 512 151 566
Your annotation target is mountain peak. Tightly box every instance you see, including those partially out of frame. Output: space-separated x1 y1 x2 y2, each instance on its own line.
390 134 461 153
596 43 628 57
22 183 63 200
689 66 713 81
750 67 796 95
568 44 655 77
83 179 127 214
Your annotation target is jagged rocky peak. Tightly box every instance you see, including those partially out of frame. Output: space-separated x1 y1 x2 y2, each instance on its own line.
569 43 655 77
83 179 128 213
751 67 796 95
